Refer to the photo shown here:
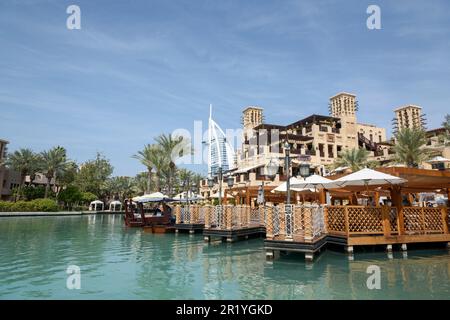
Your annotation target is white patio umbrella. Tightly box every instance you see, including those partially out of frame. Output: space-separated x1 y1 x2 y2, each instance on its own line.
173 191 204 202
209 190 232 199
427 156 450 163
327 168 407 190
290 174 337 190
134 192 170 203
271 177 315 193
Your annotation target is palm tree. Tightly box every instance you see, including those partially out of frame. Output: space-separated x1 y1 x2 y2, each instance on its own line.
440 114 450 146
104 176 135 201
155 134 191 195
133 144 168 193
334 148 370 172
133 172 150 195
6 148 41 200
394 128 429 167
40 146 68 198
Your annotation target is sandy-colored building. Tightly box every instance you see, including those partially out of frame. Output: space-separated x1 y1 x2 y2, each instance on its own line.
393 105 426 133
200 92 388 198
0 139 20 200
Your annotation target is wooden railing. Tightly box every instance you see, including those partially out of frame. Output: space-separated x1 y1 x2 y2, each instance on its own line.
175 205 265 230
265 204 326 242
175 205 207 225
175 204 449 242
325 206 449 237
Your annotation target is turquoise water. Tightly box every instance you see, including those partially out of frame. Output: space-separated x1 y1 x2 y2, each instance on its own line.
0 214 449 299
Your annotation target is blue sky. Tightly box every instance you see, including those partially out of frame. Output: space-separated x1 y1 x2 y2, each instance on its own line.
1 0 449 176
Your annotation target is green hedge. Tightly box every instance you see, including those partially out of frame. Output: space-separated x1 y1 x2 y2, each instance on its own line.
0 199 58 212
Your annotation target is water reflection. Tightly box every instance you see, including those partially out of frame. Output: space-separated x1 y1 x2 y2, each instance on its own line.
0 215 449 299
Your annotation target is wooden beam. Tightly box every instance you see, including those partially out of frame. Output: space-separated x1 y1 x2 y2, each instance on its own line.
319 189 326 204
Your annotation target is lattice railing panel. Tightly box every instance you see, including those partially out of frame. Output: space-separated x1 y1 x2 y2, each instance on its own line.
293 206 306 238
272 206 280 236
197 207 206 223
423 208 444 233
348 207 383 234
311 206 326 238
326 207 346 233
389 207 398 233
180 206 191 223
284 204 294 238
403 207 424 234
250 207 261 225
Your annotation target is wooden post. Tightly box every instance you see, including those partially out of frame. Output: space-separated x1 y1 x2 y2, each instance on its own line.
319 189 326 204
175 205 181 224
191 205 198 224
381 205 391 237
351 193 358 205
442 207 449 234
246 188 250 205
204 205 211 229
374 192 380 207
140 203 145 225
224 191 228 205
266 205 273 239
391 186 404 235
344 206 350 238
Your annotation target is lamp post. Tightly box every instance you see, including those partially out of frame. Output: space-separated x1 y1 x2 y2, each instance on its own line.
207 175 214 204
218 167 223 206
298 155 311 179
284 141 291 205
182 177 190 205
191 182 197 202
258 158 278 205
226 174 234 204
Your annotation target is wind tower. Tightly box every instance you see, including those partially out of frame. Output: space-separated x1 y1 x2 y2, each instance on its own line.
392 105 426 134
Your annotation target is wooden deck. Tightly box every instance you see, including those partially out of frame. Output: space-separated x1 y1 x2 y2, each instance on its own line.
264 204 450 261
174 223 205 233
173 203 449 259
205 205 266 243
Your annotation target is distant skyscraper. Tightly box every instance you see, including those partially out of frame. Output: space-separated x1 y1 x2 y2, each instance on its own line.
206 105 235 177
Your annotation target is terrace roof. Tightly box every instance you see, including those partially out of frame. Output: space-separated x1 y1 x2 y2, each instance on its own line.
287 114 340 128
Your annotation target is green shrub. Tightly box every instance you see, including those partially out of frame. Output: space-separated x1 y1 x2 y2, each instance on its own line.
0 201 13 212
0 199 58 212
31 199 58 212
11 201 34 212
22 186 46 201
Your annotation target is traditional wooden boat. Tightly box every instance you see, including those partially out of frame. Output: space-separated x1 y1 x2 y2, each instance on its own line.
123 199 175 232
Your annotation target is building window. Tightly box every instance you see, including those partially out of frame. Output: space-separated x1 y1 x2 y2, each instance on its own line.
319 144 325 158
328 145 334 158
